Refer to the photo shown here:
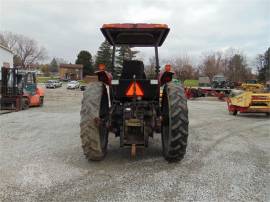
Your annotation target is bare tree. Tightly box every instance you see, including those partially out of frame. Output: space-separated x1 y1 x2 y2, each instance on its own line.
199 51 225 80
199 49 254 82
0 31 18 50
0 31 47 68
164 54 197 81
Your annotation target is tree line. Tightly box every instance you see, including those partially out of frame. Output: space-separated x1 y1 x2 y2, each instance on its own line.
147 47 269 83
0 31 269 83
78 41 138 77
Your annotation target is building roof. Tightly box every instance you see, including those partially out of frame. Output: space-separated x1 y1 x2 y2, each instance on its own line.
0 44 13 54
59 64 83 69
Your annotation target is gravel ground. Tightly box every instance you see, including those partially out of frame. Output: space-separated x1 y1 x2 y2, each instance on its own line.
0 84 269 202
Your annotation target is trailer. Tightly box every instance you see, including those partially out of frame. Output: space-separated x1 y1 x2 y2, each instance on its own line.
227 84 270 116
184 86 232 101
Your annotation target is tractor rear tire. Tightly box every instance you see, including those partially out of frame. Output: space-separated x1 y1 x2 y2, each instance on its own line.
161 82 189 162
80 82 109 161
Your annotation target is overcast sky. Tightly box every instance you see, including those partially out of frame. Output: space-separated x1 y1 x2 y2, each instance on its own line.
0 0 269 65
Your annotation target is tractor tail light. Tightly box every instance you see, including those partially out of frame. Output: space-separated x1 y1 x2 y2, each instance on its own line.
165 64 171 72
126 82 144 97
99 63 105 71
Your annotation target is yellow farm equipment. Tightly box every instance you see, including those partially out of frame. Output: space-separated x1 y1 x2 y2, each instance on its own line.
227 83 270 116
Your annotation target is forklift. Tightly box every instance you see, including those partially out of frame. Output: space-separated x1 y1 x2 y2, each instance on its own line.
1 67 44 111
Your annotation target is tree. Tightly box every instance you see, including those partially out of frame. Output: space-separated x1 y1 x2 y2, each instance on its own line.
49 58 59 73
114 45 139 76
95 40 112 72
116 45 138 66
40 64 50 77
0 31 47 68
199 50 254 82
165 54 197 81
199 52 225 80
0 31 18 50
76 50 94 76
226 54 247 82
257 47 270 82
13 55 22 67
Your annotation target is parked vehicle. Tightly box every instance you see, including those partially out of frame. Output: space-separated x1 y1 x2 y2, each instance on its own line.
211 75 234 89
198 76 211 87
45 80 62 88
67 80 80 89
80 85 87 91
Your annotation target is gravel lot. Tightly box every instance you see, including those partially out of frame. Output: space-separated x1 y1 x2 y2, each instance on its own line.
0 84 269 202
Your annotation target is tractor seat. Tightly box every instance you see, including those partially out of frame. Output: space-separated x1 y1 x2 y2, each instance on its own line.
120 60 146 79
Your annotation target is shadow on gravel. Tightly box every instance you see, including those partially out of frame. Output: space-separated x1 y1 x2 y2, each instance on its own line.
237 113 269 119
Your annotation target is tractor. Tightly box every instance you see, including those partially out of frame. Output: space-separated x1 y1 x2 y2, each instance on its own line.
1 67 44 110
80 24 189 162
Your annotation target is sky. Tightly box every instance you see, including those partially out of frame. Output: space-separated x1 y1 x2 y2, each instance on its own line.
0 0 269 65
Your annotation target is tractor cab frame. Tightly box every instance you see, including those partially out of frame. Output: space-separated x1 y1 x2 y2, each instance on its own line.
101 23 170 76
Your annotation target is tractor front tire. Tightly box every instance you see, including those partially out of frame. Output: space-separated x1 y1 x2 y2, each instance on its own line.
161 82 189 162
80 82 109 161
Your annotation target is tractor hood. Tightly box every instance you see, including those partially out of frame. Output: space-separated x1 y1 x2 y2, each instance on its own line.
101 23 170 47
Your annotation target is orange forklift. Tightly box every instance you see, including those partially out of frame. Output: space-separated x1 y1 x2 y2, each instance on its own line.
1 67 44 111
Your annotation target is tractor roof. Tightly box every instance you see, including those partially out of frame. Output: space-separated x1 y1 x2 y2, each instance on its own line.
101 23 170 47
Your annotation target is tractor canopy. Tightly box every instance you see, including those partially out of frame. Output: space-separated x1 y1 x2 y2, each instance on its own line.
101 23 170 47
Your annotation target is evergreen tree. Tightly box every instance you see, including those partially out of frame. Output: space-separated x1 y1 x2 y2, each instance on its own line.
76 50 94 76
115 45 139 76
49 58 58 73
258 47 270 82
95 40 112 72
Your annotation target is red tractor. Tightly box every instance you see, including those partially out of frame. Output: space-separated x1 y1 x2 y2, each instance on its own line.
80 24 189 162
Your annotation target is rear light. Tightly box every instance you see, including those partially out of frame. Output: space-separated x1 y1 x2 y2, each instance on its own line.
165 64 171 72
126 82 144 97
99 63 105 71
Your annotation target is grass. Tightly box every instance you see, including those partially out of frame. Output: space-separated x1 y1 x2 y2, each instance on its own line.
78 80 86 84
37 77 58 83
184 80 198 87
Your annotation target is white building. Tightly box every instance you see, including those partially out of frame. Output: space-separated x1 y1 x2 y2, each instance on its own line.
0 44 13 79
